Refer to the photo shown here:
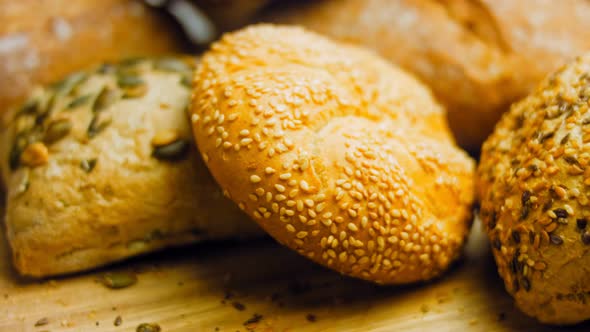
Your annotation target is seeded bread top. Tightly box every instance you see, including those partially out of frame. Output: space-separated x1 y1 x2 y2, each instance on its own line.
0 57 261 277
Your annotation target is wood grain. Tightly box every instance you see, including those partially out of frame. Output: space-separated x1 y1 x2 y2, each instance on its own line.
0 220 588 332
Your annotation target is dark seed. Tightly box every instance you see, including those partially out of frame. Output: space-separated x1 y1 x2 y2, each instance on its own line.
577 218 588 230
80 159 97 173
243 313 263 325
152 139 189 161
521 190 531 205
87 114 112 138
35 317 49 326
136 323 161 332
44 119 72 143
522 278 531 291
114 316 123 326
67 94 92 109
492 238 501 250
117 75 144 88
553 208 568 219
539 132 554 143
513 279 520 292
488 210 497 230
582 232 590 245
9 144 23 170
563 155 579 165
550 234 564 245
93 87 118 112
520 205 530 220
512 231 520 244
154 58 191 73
100 272 137 289
560 134 570 145
232 301 246 311
17 99 39 116
527 164 539 173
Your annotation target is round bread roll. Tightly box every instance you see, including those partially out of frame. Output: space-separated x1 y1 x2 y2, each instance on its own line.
191 25 475 284
0 0 187 117
0 57 261 277
479 54 590 324
259 0 590 152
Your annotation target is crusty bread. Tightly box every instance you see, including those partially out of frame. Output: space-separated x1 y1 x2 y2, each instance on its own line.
259 0 590 152
0 57 262 277
191 25 475 284
0 0 187 117
479 54 590 324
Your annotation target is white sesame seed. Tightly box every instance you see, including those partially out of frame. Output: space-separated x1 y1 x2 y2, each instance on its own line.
250 175 261 183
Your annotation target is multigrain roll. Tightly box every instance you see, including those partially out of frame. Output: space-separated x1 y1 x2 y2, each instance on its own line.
191 25 475 284
260 0 590 151
479 54 590 324
0 57 262 277
0 0 187 116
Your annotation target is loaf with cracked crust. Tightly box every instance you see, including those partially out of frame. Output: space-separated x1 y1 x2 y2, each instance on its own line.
0 57 261 277
0 0 187 117
191 25 475 284
260 0 590 152
479 54 590 324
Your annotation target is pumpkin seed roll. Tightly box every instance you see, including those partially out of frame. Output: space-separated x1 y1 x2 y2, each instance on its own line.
0 57 262 277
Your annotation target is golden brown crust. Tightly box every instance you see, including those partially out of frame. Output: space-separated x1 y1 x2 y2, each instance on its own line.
479 54 590 324
0 0 187 117
1 57 261 277
191 25 475 284
259 0 590 151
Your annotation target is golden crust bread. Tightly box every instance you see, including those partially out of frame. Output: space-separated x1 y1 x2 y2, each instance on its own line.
0 57 262 277
479 54 590 324
191 25 475 284
260 0 590 151
0 0 187 116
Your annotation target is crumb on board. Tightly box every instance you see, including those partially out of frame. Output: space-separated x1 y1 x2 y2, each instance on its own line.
34 317 49 327
232 301 246 311
306 314 317 322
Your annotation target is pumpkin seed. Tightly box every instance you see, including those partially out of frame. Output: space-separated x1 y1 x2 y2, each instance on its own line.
152 139 189 161
80 158 97 173
136 323 161 332
119 57 145 68
53 71 88 96
87 113 112 138
155 58 191 73
122 84 148 98
44 119 72 143
117 74 144 88
97 63 116 74
16 99 39 117
67 94 92 109
180 75 192 88
93 87 118 112
100 272 137 289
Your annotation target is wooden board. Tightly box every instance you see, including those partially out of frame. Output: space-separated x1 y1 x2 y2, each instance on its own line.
1 221 589 332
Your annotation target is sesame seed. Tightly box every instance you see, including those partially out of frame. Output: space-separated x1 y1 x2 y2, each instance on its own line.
296 231 308 239
348 223 359 232
286 224 296 233
280 173 292 180
250 175 261 183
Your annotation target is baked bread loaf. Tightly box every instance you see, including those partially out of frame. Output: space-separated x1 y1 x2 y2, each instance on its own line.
479 54 590 324
191 25 475 284
259 0 590 152
0 0 187 117
0 57 262 277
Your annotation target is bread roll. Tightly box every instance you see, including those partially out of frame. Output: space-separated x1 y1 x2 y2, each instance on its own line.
259 0 590 151
1 57 262 277
479 54 590 324
0 0 187 116
191 25 475 284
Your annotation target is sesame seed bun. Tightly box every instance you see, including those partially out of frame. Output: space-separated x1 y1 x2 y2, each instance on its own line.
191 24 475 284
479 54 590 324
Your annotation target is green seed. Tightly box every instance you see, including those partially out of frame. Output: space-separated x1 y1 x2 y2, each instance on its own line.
44 119 72 143
100 272 137 289
16 99 39 116
87 113 111 138
80 158 97 173
53 72 88 96
136 323 161 332
155 58 191 73
180 75 192 88
97 63 116 74
67 94 92 110
93 87 118 112
152 139 189 161
117 75 144 88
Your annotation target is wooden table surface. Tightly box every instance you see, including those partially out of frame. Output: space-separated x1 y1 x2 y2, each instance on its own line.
1 219 589 332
